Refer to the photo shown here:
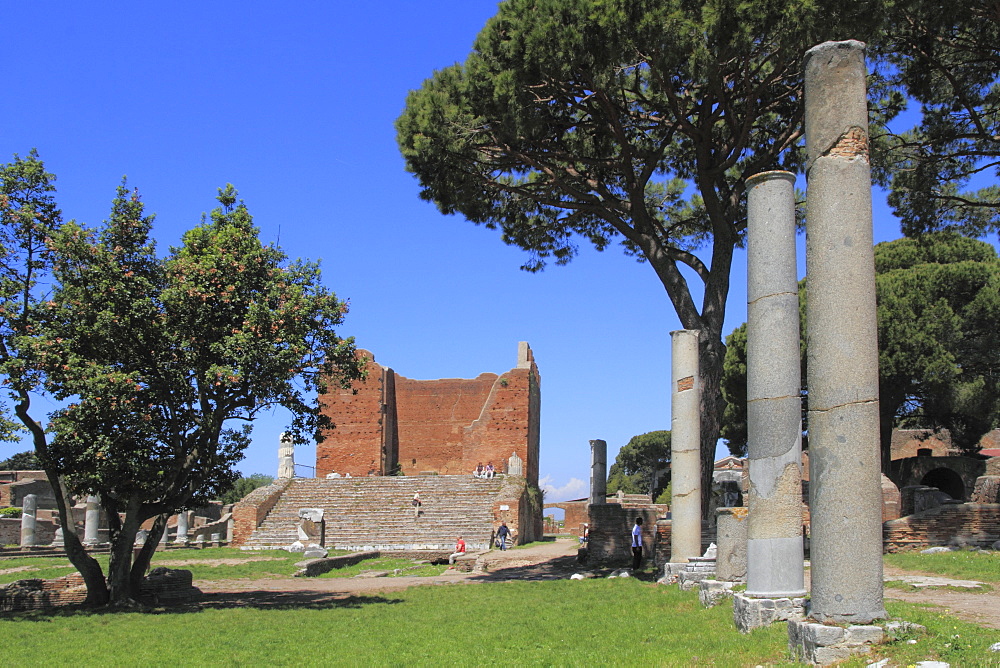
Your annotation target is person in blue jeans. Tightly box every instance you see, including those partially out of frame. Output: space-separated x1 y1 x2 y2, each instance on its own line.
496 521 511 550
631 517 643 570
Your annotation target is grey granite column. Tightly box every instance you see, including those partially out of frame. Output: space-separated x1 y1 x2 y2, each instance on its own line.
174 510 189 544
161 516 171 546
804 39 885 624
20 493 37 547
670 329 702 562
745 170 806 599
589 439 607 505
83 495 101 546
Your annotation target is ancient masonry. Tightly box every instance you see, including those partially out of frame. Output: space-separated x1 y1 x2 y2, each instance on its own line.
316 342 540 488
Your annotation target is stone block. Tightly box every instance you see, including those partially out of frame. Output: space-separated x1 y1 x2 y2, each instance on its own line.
698 580 735 608
844 625 883 646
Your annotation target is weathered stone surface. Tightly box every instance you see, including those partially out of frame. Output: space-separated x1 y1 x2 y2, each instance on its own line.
670 329 701 563
589 440 607 506
298 507 324 523
19 494 37 547
715 507 747 582
698 580 735 608
844 625 884 646
803 40 885 625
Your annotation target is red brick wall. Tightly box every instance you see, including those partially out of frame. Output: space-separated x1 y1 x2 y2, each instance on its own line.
231 478 292 547
317 353 388 478
316 344 541 487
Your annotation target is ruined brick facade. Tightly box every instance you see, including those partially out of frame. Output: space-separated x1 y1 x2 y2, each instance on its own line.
316 342 540 487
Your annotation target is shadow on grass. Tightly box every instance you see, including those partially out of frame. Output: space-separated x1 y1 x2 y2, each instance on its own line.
0 592 404 621
470 554 660 583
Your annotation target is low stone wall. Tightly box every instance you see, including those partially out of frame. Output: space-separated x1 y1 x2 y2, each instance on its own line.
0 516 58 546
189 513 232 543
295 550 380 576
883 503 1000 552
231 478 293 547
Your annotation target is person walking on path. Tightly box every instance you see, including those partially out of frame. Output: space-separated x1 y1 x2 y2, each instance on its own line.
448 536 467 564
412 492 422 519
496 521 511 550
631 517 643 571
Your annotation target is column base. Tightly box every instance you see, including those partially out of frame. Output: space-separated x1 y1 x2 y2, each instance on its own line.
788 619 883 665
733 593 808 633
698 580 736 607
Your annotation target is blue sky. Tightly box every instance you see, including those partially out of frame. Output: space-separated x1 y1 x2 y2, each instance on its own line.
0 2 942 502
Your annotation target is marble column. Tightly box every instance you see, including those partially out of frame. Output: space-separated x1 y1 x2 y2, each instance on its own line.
744 170 806 599
19 494 37 547
803 39 885 624
174 510 189 544
670 329 702 562
589 439 607 505
83 495 101 546
161 516 171 547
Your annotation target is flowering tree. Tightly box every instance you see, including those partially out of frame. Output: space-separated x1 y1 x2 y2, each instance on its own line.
8 172 362 605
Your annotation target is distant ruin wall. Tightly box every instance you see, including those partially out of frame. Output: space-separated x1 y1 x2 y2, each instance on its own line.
316 344 540 486
883 503 1000 552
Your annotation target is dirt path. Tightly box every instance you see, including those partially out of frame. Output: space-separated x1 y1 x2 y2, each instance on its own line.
881 564 1000 630
196 538 585 608
194 539 1000 630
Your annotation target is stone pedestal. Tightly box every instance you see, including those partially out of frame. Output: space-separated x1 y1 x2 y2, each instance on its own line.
803 39 885 624
670 329 702 563
734 593 808 633
699 580 737 608
589 439 607 505
83 495 101 546
20 494 37 547
715 507 748 582
787 619 884 665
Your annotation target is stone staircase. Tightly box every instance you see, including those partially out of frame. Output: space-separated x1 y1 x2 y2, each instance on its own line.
243 475 505 551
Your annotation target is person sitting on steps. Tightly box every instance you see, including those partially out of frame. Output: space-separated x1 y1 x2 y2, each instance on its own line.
412 492 421 518
448 535 466 564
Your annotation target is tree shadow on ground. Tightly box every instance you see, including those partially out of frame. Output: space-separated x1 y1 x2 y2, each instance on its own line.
0 592 403 621
470 554 662 583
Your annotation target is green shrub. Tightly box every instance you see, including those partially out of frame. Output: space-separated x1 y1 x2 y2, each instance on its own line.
0 506 23 518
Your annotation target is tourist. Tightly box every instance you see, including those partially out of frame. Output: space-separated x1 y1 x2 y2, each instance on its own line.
448 535 466 564
579 523 589 546
474 462 484 478
485 461 495 479
496 521 511 550
631 517 643 570
412 492 421 518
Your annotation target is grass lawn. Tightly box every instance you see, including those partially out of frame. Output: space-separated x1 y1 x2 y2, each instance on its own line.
884 549 1000 584
1 578 794 667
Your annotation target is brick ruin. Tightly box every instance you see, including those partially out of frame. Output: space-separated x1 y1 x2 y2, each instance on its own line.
316 342 540 487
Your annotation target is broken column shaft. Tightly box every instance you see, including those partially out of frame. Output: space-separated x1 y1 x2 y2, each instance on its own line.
589 439 607 505
670 329 702 562
803 40 885 623
745 170 805 599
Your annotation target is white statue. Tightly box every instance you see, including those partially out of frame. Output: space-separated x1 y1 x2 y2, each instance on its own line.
278 432 295 479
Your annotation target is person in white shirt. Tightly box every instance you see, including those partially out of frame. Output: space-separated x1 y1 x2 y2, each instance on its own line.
631 517 643 570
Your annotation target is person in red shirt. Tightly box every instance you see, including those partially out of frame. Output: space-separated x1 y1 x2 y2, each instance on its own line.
448 536 467 564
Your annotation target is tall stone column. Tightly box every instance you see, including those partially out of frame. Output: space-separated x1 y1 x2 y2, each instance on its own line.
20 493 37 547
670 329 701 562
589 439 607 505
744 170 806 599
161 516 171 547
803 40 885 624
83 495 101 546
174 510 189 544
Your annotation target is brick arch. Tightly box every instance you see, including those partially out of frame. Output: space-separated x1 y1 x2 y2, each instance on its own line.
920 468 965 500
890 456 986 502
